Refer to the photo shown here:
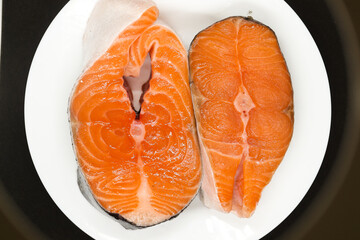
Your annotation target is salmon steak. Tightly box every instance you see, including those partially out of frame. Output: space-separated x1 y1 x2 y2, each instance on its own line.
69 0 201 227
189 17 294 217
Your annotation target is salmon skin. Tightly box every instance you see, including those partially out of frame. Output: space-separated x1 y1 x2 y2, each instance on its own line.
69 0 201 227
189 16 294 217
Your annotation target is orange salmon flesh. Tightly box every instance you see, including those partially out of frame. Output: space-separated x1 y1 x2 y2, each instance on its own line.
189 16 294 217
70 0 201 227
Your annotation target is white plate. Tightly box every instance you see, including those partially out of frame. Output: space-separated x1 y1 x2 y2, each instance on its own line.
25 0 331 239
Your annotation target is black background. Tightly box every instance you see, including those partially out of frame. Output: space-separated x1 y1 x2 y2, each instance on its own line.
0 0 359 239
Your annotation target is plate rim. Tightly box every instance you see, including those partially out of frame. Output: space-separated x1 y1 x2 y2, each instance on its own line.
24 0 332 239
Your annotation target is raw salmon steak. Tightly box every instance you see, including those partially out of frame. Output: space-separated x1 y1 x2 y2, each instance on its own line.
189 17 294 217
69 0 201 227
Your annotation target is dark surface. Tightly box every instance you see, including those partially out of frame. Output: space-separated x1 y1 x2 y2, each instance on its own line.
0 1 89 239
0 0 359 239
303 0 360 238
